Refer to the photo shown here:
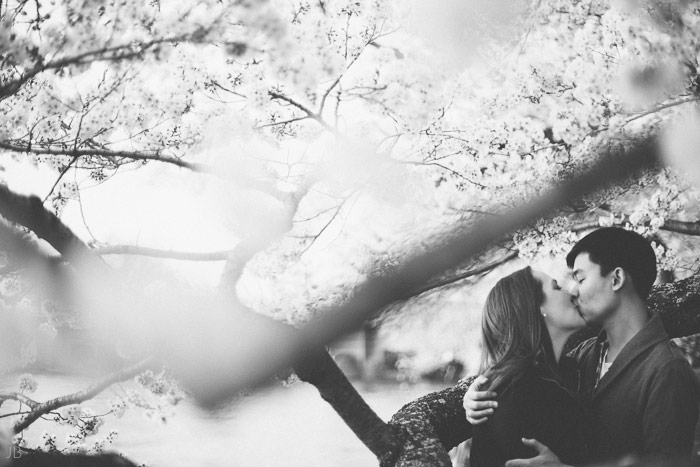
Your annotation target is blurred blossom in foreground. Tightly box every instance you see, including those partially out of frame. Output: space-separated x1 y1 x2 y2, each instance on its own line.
403 0 527 70
661 109 700 187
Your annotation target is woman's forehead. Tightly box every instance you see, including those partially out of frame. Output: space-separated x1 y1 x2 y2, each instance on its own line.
531 268 551 282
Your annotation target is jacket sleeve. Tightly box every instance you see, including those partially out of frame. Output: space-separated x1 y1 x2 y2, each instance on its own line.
642 358 700 461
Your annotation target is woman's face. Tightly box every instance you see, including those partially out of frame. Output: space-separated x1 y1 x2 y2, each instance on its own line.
531 269 586 333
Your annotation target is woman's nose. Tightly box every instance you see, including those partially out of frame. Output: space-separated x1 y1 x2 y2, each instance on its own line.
567 283 578 297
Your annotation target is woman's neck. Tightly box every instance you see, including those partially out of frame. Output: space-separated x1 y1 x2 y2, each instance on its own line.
548 329 574 363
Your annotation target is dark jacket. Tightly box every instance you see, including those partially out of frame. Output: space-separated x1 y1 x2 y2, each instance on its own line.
569 313 700 464
470 356 587 467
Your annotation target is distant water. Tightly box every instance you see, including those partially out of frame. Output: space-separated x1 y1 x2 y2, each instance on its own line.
1 373 448 466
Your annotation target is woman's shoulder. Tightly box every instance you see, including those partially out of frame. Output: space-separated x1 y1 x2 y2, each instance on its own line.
495 366 540 398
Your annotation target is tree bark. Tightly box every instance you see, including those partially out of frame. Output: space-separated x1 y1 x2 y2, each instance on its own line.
386 377 475 467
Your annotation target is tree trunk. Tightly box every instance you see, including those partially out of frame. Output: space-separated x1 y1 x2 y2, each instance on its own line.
294 348 402 464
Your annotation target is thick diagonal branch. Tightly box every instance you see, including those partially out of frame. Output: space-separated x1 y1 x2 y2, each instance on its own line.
193 136 670 406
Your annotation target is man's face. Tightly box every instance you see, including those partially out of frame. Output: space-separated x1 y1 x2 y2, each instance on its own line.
569 252 617 325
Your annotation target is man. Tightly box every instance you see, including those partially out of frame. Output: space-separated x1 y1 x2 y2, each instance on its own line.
464 227 700 465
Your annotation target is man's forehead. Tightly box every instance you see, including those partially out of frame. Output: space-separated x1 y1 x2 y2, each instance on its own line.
571 252 597 272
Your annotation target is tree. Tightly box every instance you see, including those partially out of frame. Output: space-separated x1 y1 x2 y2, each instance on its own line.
1 0 700 465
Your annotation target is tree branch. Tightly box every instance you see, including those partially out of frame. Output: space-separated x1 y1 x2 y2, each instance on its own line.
624 95 699 124
0 392 39 410
0 35 191 99
571 218 700 236
220 175 318 288
43 156 78 203
0 141 208 172
13 358 155 434
94 244 235 261
662 219 700 236
318 22 390 116
255 116 312 129
268 90 334 132
0 141 289 202
0 184 106 272
403 160 486 189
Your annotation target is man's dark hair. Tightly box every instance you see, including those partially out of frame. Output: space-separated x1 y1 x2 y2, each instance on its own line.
566 227 657 299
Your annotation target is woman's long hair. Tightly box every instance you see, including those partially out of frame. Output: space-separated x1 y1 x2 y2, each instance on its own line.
478 266 555 392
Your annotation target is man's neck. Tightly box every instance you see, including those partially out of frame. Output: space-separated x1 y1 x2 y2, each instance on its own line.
602 299 650 362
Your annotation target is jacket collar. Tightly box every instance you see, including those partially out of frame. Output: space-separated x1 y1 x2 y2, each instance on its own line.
535 353 581 395
593 313 667 397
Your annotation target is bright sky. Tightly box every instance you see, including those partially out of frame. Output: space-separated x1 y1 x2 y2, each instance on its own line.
0 154 234 285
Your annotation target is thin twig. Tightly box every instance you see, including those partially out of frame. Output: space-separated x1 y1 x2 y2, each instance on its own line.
412 252 519 296
625 95 699 124
42 156 78 203
268 90 334 132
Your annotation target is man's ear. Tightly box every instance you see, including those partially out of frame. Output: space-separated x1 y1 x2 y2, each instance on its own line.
611 267 626 292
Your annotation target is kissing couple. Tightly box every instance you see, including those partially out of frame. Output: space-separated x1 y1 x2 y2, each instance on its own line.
464 227 700 466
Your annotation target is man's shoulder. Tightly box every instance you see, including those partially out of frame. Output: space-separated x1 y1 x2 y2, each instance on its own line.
646 338 693 367
627 339 700 396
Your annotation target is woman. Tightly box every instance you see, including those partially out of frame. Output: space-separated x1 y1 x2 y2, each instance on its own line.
469 266 587 467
